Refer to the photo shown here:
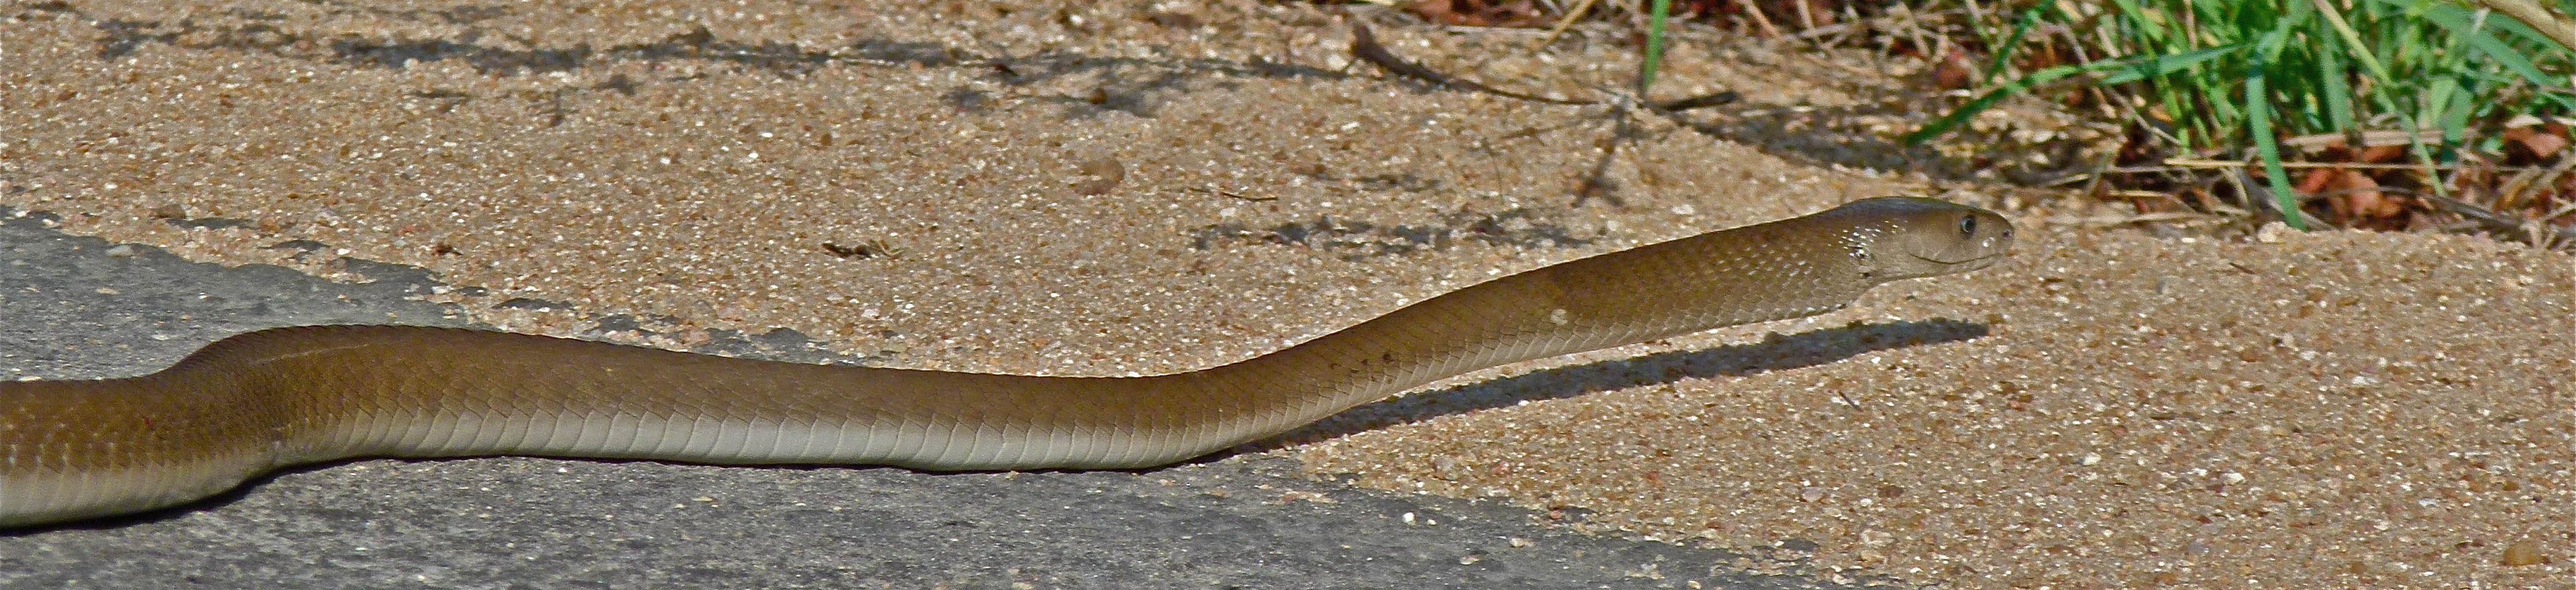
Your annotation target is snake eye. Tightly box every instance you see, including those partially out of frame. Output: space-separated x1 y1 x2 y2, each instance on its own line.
1957 215 1978 238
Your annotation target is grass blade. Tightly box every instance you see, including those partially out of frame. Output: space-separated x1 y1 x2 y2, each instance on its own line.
2249 21 2302 229
1911 42 2244 146
2096 45 2248 85
1905 63 2105 145
1638 0 1673 94
2312 27 2355 135
2416 2 2559 85
1983 7 2042 88
2323 0 2399 81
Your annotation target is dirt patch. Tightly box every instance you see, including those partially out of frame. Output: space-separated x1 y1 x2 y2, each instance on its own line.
2 1 2566 587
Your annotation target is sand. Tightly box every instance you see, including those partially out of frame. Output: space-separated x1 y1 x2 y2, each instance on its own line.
1 1 2567 588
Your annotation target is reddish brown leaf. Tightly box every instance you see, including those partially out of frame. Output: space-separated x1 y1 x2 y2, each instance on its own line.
2324 169 2404 227
2296 168 2337 195
1406 1 1547 27
1764 0 1840 27
2356 144 2407 164
1405 0 1470 26
2501 125 2569 162
1930 46 1975 90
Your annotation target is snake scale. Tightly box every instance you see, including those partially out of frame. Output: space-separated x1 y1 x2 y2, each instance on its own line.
0 196 2012 527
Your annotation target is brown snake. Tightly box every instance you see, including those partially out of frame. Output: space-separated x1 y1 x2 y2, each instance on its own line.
0 197 2011 527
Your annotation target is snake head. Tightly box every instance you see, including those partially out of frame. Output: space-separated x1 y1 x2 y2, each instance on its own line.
1829 196 2015 281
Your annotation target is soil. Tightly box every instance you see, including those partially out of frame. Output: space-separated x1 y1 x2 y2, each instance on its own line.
1 1 2566 587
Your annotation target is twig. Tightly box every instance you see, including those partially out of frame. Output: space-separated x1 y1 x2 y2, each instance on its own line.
2471 0 2576 55
2414 189 2576 245
1532 0 1605 49
2278 129 2443 150
2228 166 2331 228
2159 158 2487 171
2046 160 2515 189
1342 17 1764 206
1781 21 1855 41
2522 145 2576 206
2535 204 2576 249
1730 0 1783 38
2543 201 2576 223
2039 212 2226 226
2494 162 2546 212
1649 91 1742 111
1349 22 1592 105
1191 187 1275 201
1352 21 1739 113
2076 150 2115 196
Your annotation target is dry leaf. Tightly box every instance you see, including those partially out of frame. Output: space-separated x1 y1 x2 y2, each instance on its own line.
2501 125 2569 162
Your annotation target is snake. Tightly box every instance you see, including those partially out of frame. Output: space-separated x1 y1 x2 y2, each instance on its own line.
0 196 2011 527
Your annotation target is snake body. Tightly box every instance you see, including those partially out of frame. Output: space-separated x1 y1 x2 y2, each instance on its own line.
0 197 2010 527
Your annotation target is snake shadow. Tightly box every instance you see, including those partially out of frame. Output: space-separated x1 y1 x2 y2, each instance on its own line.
1241 318 1989 454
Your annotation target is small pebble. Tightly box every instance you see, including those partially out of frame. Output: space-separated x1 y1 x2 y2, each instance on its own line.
2503 540 2546 566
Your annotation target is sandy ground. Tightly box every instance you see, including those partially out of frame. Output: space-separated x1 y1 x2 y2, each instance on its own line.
1 1 2568 588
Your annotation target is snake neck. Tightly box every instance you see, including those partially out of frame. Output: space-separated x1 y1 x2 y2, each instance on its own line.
1177 216 1877 449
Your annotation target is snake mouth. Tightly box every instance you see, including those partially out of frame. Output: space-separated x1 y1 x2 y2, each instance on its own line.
1911 253 2002 266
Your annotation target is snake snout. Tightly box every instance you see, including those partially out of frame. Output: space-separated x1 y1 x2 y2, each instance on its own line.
1836 197 2014 280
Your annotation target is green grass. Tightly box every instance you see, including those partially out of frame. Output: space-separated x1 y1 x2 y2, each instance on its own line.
1894 0 2576 229
1639 0 1675 93
1404 0 2568 232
